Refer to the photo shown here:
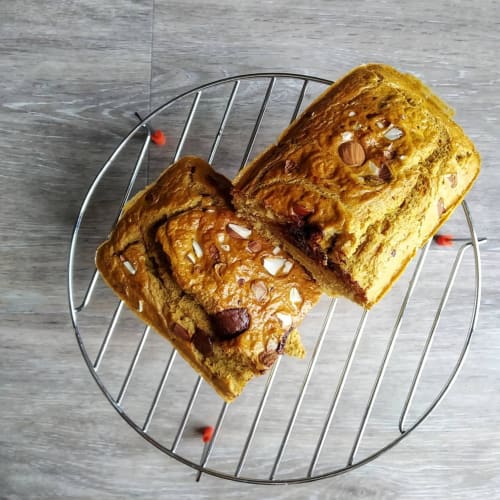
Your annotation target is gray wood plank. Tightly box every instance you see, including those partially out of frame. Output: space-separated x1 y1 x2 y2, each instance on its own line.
1 0 499 498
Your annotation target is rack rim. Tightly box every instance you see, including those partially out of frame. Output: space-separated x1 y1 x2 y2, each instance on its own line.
67 72 483 484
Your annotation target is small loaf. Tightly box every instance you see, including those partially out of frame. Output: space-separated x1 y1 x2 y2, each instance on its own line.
233 64 481 308
96 156 321 402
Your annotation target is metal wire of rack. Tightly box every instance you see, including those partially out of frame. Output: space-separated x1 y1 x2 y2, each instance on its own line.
68 73 484 484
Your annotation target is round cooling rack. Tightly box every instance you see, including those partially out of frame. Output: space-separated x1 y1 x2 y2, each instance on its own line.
68 73 485 484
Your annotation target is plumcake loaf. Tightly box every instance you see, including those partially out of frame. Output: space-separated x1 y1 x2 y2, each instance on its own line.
96 156 321 402
233 64 480 308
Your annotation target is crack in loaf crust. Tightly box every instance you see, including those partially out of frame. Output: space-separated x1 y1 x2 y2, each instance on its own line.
232 64 481 308
95 156 321 402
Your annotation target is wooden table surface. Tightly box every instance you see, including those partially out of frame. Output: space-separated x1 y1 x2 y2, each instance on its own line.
1 1 499 498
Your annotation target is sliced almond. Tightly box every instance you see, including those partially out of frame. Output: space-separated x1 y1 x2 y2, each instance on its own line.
289 287 302 306
227 223 252 240
214 262 226 278
437 197 446 217
266 338 279 352
217 233 225 243
284 159 297 174
272 246 281 255
348 110 356 117
341 131 354 141
384 149 396 160
262 256 286 276
192 240 203 258
247 240 262 253
259 350 278 368
376 120 386 129
338 141 366 166
447 173 458 188
251 280 268 301
221 244 230 252
123 260 137 275
292 203 313 217
186 252 196 264
384 127 404 140
367 160 380 175
276 312 292 329
138 300 144 313
282 260 294 274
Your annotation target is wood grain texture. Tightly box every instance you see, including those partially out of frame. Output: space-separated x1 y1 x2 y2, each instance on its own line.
1 0 499 498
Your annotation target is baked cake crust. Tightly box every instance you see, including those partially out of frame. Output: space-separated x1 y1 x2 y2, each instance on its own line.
96 156 320 401
233 64 481 308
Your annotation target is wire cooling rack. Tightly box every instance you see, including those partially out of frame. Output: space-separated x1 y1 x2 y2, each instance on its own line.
68 73 484 484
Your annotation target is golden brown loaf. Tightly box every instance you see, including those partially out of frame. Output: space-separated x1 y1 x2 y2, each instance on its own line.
233 64 481 308
96 156 321 402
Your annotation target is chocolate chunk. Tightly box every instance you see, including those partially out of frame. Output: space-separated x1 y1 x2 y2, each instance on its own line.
192 328 213 357
286 223 309 252
206 173 231 193
285 222 327 266
237 278 245 287
212 308 250 339
327 260 367 303
259 349 279 368
172 322 190 341
379 164 392 182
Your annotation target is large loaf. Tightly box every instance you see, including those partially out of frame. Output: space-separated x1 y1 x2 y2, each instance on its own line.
233 64 481 308
96 156 321 402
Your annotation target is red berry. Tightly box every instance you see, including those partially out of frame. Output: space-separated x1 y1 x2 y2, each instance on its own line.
434 234 453 247
151 129 167 146
202 426 214 443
